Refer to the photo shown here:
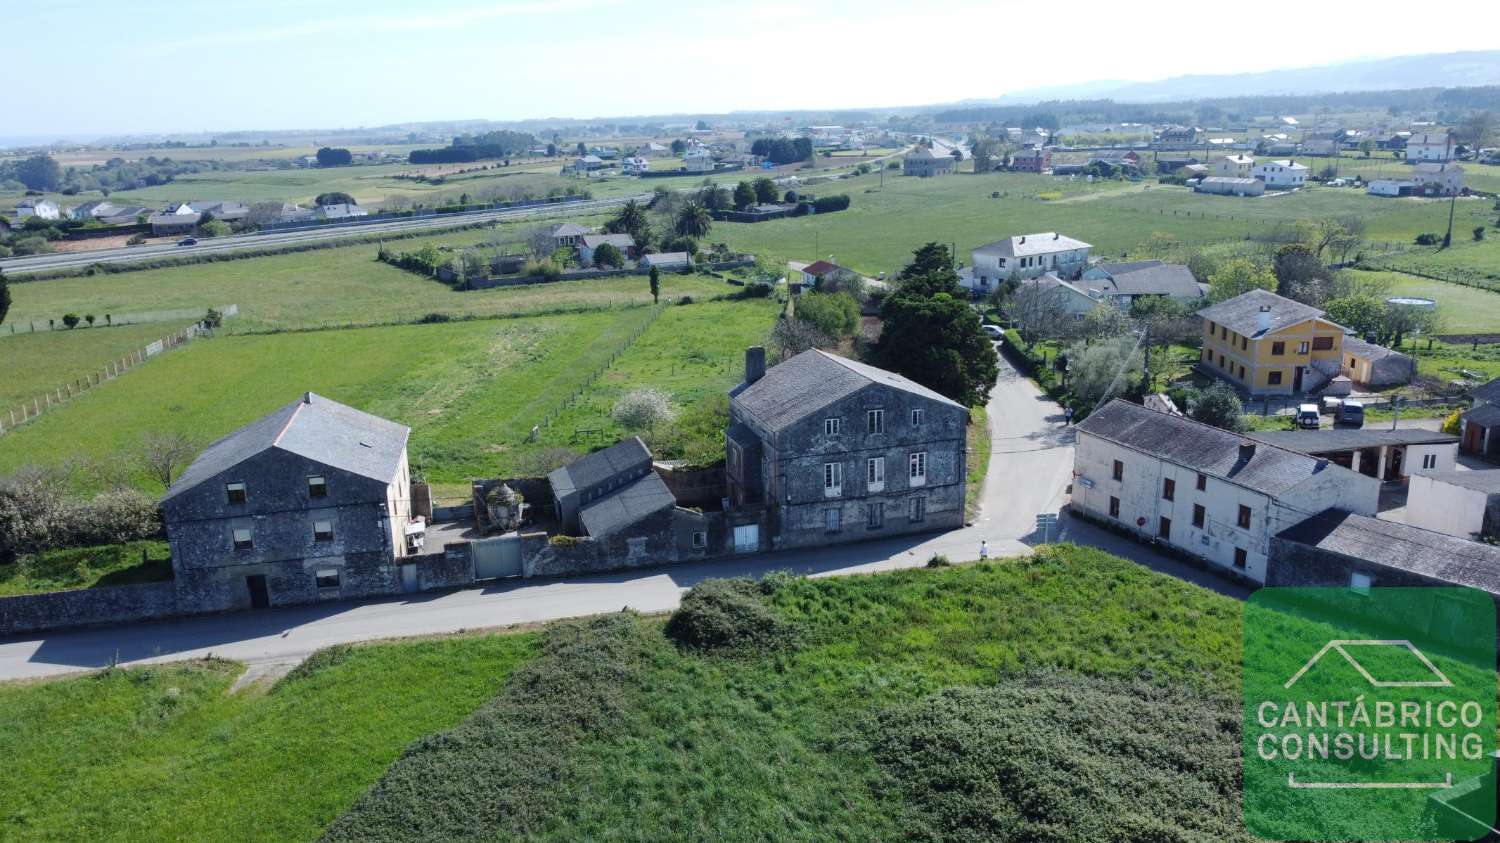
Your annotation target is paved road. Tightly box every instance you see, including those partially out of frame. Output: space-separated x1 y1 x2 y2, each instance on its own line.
0 194 651 276
0 354 1215 681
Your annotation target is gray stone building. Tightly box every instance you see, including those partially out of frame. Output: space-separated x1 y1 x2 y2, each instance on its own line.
161 392 415 612
902 146 956 177
726 347 968 552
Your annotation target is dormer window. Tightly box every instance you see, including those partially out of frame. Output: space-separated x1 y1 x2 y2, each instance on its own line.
308 475 327 498
225 482 246 505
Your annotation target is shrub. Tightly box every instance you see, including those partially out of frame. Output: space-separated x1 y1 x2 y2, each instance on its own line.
611 388 676 431
61 313 81 329
795 291 860 339
1475 226 1487 242
1442 409 1462 435
275 644 354 689
418 312 453 323
0 468 161 561
1036 191 1064 201
925 554 951 568
677 295 694 305
1415 233 1441 246
730 281 774 300
811 194 851 213
664 578 801 655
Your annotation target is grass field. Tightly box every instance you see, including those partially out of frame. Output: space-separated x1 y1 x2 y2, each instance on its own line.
0 321 195 409
0 634 537 842
0 297 779 491
1365 235 1500 291
0 546 1245 841
0 540 170 597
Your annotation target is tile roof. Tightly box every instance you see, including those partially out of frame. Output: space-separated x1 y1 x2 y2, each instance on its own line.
1417 470 1500 496
1277 509 1500 596
732 349 963 433
578 472 676 538
1247 428 1458 453
1076 399 1357 497
973 232 1092 259
548 436 651 499
1196 289 1327 339
163 393 410 502
802 260 840 276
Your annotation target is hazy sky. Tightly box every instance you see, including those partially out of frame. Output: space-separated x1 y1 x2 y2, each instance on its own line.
6 0 1500 138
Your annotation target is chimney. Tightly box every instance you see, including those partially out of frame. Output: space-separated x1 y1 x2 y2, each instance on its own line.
1019 235 1026 244
1239 442 1256 462
303 391 313 404
1257 305 1272 334
1053 232 1059 240
745 346 766 386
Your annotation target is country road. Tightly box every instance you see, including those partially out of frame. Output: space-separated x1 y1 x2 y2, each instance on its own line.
0 193 652 276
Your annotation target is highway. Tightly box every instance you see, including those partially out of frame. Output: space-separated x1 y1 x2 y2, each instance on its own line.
0 193 653 276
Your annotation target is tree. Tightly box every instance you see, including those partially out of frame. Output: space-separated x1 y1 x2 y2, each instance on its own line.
649 265 660 303
592 241 624 269
896 242 963 298
733 181 756 210
695 120 710 131
604 199 651 245
62 313 81 329
1358 137 1375 158
752 177 779 204
1272 243 1332 304
1135 231 1182 260
526 224 558 259
575 142 587 156
1382 301 1440 348
612 388 676 431
1458 111 1497 150
1207 258 1276 302
546 143 557 157
85 314 95 327
1476 226 1487 242
1063 335 1142 410
1186 382 1246 432
671 139 687 154
315 147 352 166
876 291 998 406
201 219 231 237
1005 282 1073 344
770 315 832 362
15 155 62 191
140 432 198 489
795 291 860 339
675 201 712 238
0 269 9 327
1323 295 1385 340
314 191 356 207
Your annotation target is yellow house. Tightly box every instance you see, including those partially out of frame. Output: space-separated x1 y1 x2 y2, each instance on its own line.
1197 289 1346 396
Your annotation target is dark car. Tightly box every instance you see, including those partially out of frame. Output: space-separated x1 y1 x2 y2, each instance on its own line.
176 237 197 246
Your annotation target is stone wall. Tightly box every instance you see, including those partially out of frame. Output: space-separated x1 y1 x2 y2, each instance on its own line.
653 462 726 509
415 544 475 590
0 581 179 637
522 507 701 578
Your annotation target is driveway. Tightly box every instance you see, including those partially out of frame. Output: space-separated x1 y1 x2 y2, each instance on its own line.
0 354 1206 681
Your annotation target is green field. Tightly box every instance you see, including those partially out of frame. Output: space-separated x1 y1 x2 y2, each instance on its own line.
0 321 195 409
0 540 170 596
0 634 536 842
1349 268 1500 334
0 546 1245 841
1364 235 1500 290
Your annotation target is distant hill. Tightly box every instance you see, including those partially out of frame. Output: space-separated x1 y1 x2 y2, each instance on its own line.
988 51 1500 105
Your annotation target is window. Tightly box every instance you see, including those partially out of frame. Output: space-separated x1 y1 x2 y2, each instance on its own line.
232 528 254 551
1233 547 1247 569
1158 517 1171 541
1206 320 1215 334
1112 460 1124 481
1237 505 1252 530
908 496 926 522
692 531 707 549
1192 504 1206 528
1297 341 1310 354
867 502 884 529
1162 478 1175 501
866 457 885 492
225 482 247 504
911 408 925 427
313 520 334 542
866 409 884 434
1220 326 1227 340
1268 371 1283 385
1240 336 1247 351
307 475 327 498
1312 336 1334 351
1108 496 1120 518
1350 572 1373 594
823 462 843 496
824 417 842 436
825 508 842 532
1196 473 1207 491
909 452 927 486
1422 454 1437 470
1218 353 1225 368
315 569 340 590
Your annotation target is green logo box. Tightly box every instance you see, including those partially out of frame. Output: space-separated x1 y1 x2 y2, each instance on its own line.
1244 587 1496 841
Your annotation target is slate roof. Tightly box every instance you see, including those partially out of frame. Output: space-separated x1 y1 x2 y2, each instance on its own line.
1098 262 1201 298
548 437 651 499
1247 428 1458 453
1413 162 1464 175
1277 509 1500 596
579 472 676 538
549 222 588 237
163 393 410 502
1409 132 1452 147
1462 403 1500 428
732 349 963 433
973 232 1092 259
1075 399 1354 497
580 233 634 250
646 251 690 265
1417 470 1500 496
1196 289 1328 339
1342 336 1407 363
1471 377 1500 405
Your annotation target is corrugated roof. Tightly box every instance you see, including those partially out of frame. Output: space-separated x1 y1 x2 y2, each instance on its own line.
1247 428 1458 453
1196 289 1327 339
1075 399 1354 497
1277 509 1500 596
732 349 963 433
163 393 409 502
578 472 676 538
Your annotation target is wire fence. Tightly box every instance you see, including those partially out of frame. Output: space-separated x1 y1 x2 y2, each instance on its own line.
534 305 669 435
4 304 237 334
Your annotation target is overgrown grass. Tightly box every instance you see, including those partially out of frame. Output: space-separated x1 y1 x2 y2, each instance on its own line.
0 540 170 596
965 404 989 519
0 321 196 409
0 634 537 842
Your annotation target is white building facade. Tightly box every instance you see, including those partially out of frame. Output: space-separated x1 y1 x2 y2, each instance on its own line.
969 232 1091 285
1253 159 1308 188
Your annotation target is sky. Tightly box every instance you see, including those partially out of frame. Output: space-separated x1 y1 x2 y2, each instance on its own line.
5 0 1500 139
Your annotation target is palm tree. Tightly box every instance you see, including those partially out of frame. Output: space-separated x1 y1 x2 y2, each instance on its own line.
675 201 712 239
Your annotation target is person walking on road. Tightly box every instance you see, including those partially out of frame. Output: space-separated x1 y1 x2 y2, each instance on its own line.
979 540 989 561
1064 406 1074 426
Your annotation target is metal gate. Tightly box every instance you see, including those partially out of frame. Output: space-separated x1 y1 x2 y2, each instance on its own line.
733 524 759 553
472 536 523 580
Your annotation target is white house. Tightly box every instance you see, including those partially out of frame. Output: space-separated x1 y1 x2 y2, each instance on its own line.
1406 132 1454 162
1368 179 1415 198
1412 162 1464 196
16 198 60 220
1213 154 1254 178
969 232 1091 286
620 157 649 175
1252 159 1308 188
1405 471 1500 541
578 233 635 266
683 147 714 173
315 203 368 220
1072 399 1379 584
1195 177 1264 197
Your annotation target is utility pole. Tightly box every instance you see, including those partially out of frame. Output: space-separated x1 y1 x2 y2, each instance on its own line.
1140 324 1152 395
1443 190 1457 248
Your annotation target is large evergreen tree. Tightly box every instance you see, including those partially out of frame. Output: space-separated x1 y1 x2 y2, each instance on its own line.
0 268 10 327
874 244 998 406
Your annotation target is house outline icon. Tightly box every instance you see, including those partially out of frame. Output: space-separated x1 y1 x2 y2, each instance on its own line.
1283 639 1452 690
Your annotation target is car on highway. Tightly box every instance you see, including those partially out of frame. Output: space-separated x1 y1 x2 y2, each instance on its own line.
176 237 198 246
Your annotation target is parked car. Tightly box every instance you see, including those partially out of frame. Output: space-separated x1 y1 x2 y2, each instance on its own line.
176 237 197 246
1295 404 1321 429
1335 400 1365 428
981 324 1004 339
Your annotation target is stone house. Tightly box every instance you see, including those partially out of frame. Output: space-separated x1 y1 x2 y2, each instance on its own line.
1011 146 1051 172
1071 399 1379 584
725 347 968 552
1197 289 1347 396
1405 471 1500 541
161 392 415 612
902 146 955 177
